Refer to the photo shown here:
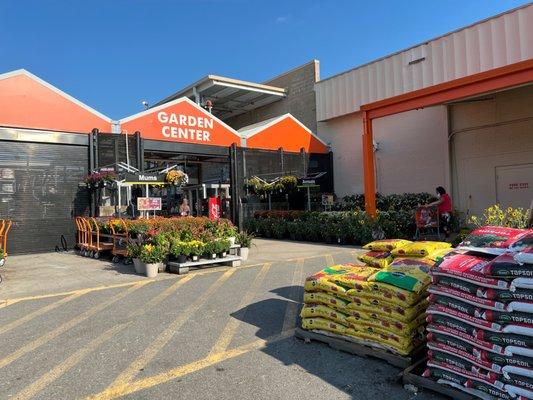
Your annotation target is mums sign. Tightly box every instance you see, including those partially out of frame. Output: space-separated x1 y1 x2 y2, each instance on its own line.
120 97 240 147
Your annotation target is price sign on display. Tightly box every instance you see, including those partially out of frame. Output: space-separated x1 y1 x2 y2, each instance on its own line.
137 197 162 211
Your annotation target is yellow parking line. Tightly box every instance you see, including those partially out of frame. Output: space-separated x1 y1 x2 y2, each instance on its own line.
12 276 194 400
281 259 304 333
101 269 236 393
0 291 88 337
325 254 335 266
0 282 147 370
87 329 294 400
209 263 272 356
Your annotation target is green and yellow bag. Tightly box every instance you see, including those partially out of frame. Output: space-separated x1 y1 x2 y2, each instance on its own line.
300 304 349 325
367 268 430 293
391 241 451 257
346 280 424 306
330 265 378 289
301 317 346 335
358 251 393 268
363 239 412 252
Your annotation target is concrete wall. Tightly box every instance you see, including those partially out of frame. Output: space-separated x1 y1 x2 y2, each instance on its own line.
224 60 319 133
317 106 448 198
450 85 533 216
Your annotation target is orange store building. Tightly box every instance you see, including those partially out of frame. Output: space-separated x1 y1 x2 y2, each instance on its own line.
0 69 331 253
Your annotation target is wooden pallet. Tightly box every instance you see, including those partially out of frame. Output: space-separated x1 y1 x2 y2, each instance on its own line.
168 255 241 275
295 327 423 369
402 358 489 400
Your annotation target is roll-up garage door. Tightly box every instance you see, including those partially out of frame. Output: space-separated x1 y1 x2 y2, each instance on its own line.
0 141 89 254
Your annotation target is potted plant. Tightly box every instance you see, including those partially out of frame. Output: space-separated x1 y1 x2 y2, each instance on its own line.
170 240 187 263
139 244 166 278
127 242 144 274
204 241 217 260
236 231 253 261
216 239 231 258
187 240 204 261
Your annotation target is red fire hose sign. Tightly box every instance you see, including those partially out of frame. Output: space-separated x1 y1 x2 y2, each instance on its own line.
208 197 221 220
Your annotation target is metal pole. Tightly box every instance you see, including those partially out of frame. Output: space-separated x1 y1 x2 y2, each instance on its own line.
124 131 130 167
307 187 311 211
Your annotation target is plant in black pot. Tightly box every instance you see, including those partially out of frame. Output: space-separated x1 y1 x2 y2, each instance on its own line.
170 240 187 264
215 239 231 258
204 241 217 260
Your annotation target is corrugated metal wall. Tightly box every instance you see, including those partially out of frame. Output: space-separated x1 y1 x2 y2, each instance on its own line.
316 4 533 121
0 141 88 254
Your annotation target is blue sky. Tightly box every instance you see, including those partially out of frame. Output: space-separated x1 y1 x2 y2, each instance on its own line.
1 0 528 119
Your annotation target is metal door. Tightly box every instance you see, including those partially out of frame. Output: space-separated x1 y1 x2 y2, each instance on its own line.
495 164 533 209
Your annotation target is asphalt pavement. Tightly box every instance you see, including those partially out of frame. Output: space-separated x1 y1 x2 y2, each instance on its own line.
0 240 444 400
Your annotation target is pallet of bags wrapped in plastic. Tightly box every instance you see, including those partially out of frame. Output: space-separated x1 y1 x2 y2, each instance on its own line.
300 261 430 356
422 239 533 400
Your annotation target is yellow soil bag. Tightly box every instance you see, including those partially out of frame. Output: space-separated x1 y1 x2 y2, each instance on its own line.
387 257 434 273
345 299 428 322
345 328 417 355
329 266 378 289
346 281 425 306
303 292 349 311
300 304 349 326
391 241 451 257
346 312 426 337
301 317 346 335
358 251 393 268
363 239 412 252
367 268 430 294
426 248 455 263
304 277 348 295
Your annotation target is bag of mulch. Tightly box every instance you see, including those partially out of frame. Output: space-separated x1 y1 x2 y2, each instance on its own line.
330 265 379 289
483 253 533 279
300 304 349 326
346 298 428 322
432 275 533 302
301 317 346 335
429 285 533 313
367 268 430 293
303 291 350 311
347 311 425 337
427 308 533 347
362 239 412 252
459 226 530 255
427 248 457 263
515 248 533 265
391 241 451 257
358 251 393 268
431 253 509 289
346 281 425 306
422 366 520 400
427 335 533 370
387 257 434 273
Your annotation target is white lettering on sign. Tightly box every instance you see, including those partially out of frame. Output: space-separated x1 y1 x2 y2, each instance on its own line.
157 111 213 142
138 175 158 181
509 182 529 190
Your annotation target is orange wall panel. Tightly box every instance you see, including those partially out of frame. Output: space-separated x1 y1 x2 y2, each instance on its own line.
120 98 240 147
246 117 328 153
0 74 111 133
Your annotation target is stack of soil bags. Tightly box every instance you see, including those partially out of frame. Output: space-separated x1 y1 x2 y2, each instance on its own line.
424 226 533 400
301 239 452 356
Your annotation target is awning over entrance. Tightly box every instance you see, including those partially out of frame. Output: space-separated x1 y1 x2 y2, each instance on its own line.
152 75 287 121
238 114 329 154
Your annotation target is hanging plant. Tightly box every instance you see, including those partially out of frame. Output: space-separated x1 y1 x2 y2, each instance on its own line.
84 171 117 188
166 170 189 186
246 175 298 195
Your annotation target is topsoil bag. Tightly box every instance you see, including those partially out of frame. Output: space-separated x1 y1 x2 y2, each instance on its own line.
483 253 533 279
459 226 531 255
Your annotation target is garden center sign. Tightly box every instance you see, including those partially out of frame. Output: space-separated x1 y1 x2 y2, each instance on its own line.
119 97 240 147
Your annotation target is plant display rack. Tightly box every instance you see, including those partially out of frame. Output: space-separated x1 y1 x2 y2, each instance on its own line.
295 327 425 369
402 358 489 400
168 254 241 275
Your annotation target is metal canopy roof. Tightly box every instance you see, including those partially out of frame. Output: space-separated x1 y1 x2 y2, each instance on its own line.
153 75 287 121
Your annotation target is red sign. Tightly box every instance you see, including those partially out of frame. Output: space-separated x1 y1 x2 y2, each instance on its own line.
137 197 162 211
208 197 221 220
120 97 240 147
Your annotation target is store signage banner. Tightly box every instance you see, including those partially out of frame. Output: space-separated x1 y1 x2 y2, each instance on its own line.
208 196 221 220
120 97 240 147
124 173 166 184
137 197 162 211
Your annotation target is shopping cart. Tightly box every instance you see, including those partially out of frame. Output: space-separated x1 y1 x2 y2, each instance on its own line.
414 205 441 240
109 218 131 263
85 217 113 259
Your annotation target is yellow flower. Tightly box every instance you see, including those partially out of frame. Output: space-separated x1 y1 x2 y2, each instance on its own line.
144 244 154 252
